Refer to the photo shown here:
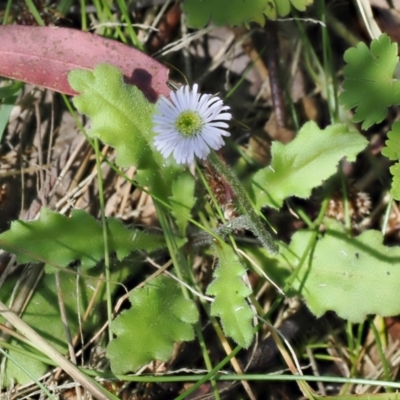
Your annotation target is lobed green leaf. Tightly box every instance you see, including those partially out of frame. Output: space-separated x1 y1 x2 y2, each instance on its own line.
251 121 368 209
389 162 400 200
182 0 313 28
290 0 313 11
381 122 400 199
275 0 313 15
207 242 254 348
339 34 400 130
106 275 198 374
68 64 156 170
382 121 400 160
0 208 165 272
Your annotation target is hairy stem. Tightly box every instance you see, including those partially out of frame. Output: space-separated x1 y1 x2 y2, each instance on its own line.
208 151 278 254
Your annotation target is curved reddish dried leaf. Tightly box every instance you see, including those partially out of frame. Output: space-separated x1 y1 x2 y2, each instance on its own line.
0 25 169 102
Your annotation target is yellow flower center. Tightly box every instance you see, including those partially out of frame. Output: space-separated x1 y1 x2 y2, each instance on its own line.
175 111 204 137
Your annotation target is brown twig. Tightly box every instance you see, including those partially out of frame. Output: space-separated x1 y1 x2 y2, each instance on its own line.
263 21 287 129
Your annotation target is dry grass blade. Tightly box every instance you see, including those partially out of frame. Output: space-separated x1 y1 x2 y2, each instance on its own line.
0 301 109 400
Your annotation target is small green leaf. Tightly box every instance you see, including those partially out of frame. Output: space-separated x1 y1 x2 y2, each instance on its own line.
381 122 400 199
106 275 198 374
284 221 400 323
68 64 156 169
275 0 312 15
382 121 400 160
4 347 47 387
0 208 166 272
0 81 24 99
169 170 196 236
274 0 290 16
339 34 400 130
290 0 313 11
389 162 400 200
251 121 368 209
207 242 254 348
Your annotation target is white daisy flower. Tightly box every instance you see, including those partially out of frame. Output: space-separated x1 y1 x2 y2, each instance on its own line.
153 84 232 164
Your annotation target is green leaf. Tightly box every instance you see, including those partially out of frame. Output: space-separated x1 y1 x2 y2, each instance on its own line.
3 347 47 387
107 217 167 254
106 275 198 374
207 242 254 348
251 121 368 209
169 171 196 236
0 208 166 272
274 0 290 16
389 162 400 200
182 0 313 27
2 263 135 386
275 0 313 15
290 0 313 11
382 121 400 160
381 122 400 199
182 0 274 27
339 34 400 130
0 89 21 143
284 221 400 323
0 81 24 99
382 121 400 200
68 64 156 169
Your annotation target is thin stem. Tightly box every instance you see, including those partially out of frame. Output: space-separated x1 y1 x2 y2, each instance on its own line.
0 348 57 400
368 316 392 392
80 0 87 31
115 0 143 49
93 138 112 342
24 0 45 26
2 0 12 24
381 195 393 234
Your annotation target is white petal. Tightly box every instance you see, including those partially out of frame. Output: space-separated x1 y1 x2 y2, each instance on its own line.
201 131 224 148
170 90 183 112
212 113 232 121
207 121 230 128
190 84 199 109
182 86 192 109
197 94 213 114
207 127 231 138
198 135 212 158
206 100 224 116
174 139 193 164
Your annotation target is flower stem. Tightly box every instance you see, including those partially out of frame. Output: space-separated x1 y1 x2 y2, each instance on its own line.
208 151 278 254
